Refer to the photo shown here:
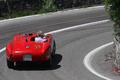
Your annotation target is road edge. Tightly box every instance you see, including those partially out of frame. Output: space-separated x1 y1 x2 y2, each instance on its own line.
0 6 104 23
83 42 113 80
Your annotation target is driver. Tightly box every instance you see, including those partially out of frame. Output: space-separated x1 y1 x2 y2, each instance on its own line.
35 30 47 42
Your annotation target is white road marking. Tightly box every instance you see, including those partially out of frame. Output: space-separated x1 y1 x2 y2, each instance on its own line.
0 47 6 53
45 19 109 34
0 19 112 79
1 19 110 53
83 42 113 80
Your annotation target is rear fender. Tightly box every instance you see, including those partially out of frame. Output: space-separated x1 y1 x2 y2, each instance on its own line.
12 34 20 43
46 34 54 53
6 42 13 58
46 34 52 41
42 42 51 57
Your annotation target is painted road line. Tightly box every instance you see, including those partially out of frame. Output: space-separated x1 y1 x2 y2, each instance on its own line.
0 19 110 53
0 19 112 79
0 47 6 53
45 19 109 34
83 42 113 80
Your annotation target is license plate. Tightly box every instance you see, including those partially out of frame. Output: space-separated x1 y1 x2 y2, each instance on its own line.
23 54 32 61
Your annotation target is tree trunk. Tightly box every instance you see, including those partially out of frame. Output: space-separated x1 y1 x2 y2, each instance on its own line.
6 0 12 14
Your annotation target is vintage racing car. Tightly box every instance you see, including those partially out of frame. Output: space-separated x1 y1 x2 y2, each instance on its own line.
6 33 56 68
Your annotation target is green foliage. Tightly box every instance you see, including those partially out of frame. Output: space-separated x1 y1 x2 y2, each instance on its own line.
0 0 103 20
5 11 34 19
4 0 58 19
78 4 91 8
105 0 120 29
42 0 57 12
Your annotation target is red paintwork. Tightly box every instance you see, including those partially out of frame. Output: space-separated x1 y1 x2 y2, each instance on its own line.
6 33 53 62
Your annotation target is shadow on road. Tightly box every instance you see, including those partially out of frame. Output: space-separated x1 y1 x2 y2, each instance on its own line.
13 54 62 71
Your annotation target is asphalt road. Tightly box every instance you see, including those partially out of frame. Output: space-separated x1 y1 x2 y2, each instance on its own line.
0 6 115 80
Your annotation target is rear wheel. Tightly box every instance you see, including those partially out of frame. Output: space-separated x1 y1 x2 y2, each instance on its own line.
52 40 56 58
44 54 52 68
7 58 14 68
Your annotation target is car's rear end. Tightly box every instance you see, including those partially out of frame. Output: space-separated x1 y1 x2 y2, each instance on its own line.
6 34 52 68
9 42 50 61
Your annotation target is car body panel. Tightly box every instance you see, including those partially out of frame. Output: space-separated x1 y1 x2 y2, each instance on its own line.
6 33 54 62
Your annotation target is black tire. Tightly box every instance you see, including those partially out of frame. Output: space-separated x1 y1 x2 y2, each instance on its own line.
52 40 56 58
44 54 52 68
7 58 14 68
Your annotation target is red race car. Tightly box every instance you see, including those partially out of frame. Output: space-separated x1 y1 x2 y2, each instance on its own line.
6 33 56 68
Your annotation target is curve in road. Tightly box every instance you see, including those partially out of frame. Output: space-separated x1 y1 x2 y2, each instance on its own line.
0 19 109 53
0 6 115 80
84 42 113 80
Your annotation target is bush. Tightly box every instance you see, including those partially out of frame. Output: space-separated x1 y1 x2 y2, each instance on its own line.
105 0 120 31
4 0 58 19
0 0 104 20
42 0 57 12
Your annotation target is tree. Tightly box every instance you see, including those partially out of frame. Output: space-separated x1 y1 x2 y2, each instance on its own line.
105 0 120 33
105 0 120 69
6 0 12 14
